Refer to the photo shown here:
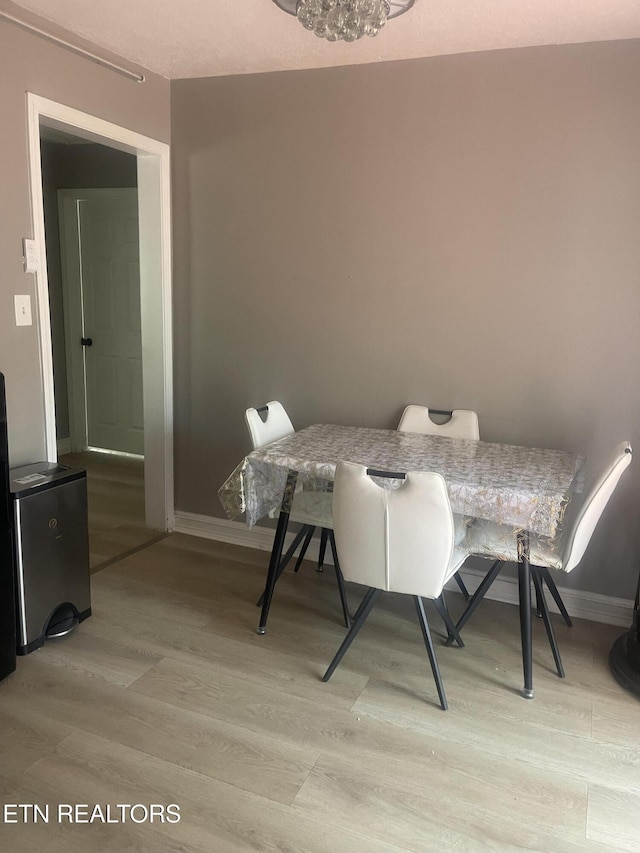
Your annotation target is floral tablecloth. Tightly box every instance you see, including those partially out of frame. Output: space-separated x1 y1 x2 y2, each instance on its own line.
218 424 585 540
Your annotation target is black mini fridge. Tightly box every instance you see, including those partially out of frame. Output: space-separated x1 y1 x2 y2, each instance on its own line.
0 374 17 680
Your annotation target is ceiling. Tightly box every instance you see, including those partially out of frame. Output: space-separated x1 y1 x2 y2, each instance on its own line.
6 0 640 80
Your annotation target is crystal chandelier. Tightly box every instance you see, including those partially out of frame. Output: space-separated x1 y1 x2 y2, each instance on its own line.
272 1 416 43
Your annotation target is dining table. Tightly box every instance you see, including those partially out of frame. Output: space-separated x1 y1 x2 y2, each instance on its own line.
218 423 585 699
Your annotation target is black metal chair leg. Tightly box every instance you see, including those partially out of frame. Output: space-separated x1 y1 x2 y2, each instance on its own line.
453 571 470 601
257 472 297 634
531 569 565 678
432 594 464 648
256 526 311 607
293 526 315 573
349 586 375 624
540 567 573 627
517 534 534 700
328 531 351 628
278 525 313 575
322 588 380 682
317 528 329 572
445 560 504 646
414 596 448 710
535 583 543 619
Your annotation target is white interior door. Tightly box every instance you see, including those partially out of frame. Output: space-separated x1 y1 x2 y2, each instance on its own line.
60 189 144 456
81 192 143 454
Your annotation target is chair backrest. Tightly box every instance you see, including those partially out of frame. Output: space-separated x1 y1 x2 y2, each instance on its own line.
562 441 632 573
332 461 455 600
397 405 480 441
245 401 294 450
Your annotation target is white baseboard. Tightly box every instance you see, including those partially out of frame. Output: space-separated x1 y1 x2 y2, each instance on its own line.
454 563 634 628
174 511 280 552
57 437 72 456
173 511 635 628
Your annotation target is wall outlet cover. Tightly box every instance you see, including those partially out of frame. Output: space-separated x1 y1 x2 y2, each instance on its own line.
15 295 33 326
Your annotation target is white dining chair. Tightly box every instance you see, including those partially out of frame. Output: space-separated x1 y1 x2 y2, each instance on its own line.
245 401 295 449
397 404 480 601
322 462 469 710
397 405 480 441
454 441 632 677
245 401 350 627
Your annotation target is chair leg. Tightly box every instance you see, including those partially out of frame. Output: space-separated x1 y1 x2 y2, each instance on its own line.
328 531 351 628
453 571 470 601
535 584 544 619
293 526 315 573
414 596 448 711
531 569 565 678
350 586 375 624
322 588 380 682
256 526 311 607
445 560 504 646
540 567 573 627
317 528 329 572
432 594 464 648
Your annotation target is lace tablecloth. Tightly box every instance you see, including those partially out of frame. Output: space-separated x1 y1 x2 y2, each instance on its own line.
218 424 585 539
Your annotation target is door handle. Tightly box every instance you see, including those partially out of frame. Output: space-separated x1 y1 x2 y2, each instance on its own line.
81 337 93 347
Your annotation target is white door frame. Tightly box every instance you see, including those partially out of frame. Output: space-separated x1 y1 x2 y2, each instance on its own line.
27 93 174 532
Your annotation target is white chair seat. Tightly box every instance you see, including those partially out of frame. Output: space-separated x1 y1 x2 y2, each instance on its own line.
324 462 471 710
452 441 632 684
289 491 334 529
248 401 335 531
284 495 464 549
453 514 472 548
397 405 480 441
446 545 471 583
464 520 564 570
247 401 350 630
464 441 632 574
397 404 479 604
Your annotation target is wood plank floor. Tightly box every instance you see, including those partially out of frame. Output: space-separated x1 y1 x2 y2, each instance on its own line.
59 451 164 571
0 533 638 851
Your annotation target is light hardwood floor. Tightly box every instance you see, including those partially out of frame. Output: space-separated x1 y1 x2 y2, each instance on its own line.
0 533 638 851
59 451 164 571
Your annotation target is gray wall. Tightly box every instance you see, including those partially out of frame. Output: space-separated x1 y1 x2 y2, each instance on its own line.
40 141 137 440
0 5 169 465
172 40 640 599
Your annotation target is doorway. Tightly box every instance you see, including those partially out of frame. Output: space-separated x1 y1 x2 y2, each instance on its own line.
26 94 173 550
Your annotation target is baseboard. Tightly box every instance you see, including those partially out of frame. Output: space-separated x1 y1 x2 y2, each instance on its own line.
174 511 329 561
174 511 280 552
57 437 72 456
173 511 635 628
454 563 634 628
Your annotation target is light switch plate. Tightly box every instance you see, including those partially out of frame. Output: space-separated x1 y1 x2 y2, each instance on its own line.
15 295 32 326
22 238 38 273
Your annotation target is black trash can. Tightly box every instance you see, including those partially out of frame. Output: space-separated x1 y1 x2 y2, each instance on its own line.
10 462 91 655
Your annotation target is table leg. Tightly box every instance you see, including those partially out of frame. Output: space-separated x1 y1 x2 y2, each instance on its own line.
517 530 534 699
257 470 297 635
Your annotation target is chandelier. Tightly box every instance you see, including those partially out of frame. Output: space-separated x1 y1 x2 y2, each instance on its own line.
272 1 416 43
